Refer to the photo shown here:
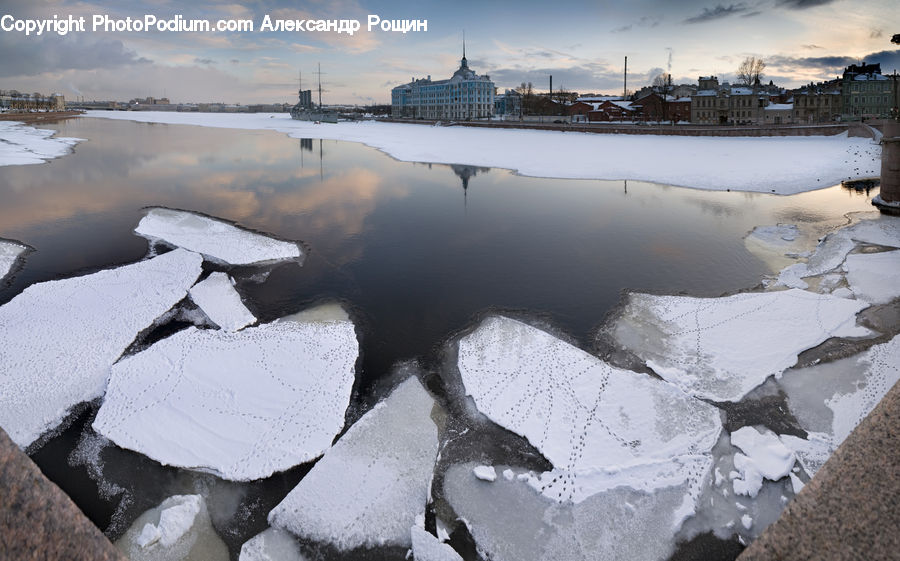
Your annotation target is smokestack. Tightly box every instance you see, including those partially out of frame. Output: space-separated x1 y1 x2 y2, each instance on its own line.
550 75 553 96
623 56 627 100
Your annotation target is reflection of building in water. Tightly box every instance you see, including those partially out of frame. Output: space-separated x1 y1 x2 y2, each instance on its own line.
449 164 491 209
300 138 313 152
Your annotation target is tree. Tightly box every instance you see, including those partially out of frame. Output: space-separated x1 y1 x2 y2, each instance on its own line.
652 73 671 90
737 57 766 87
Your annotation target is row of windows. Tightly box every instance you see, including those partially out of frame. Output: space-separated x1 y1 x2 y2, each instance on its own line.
850 82 891 93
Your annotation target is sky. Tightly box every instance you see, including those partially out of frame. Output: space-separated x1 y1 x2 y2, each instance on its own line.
0 0 897 105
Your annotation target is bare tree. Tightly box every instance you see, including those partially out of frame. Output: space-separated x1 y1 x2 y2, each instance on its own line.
652 73 671 90
737 57 766 87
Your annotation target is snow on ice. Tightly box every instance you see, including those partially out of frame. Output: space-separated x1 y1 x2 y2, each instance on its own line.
84 111 878 194
0 248 202 448
239 528 307 561
0 121 83 166
457 315 721 526
135 207 302 266
93 311 358 481
411 526 463 561
843 250 900 304
116 494 228 561
189 272 256 331
779 335 900 477
0 239 28 282
268 377 439 550
605 289 870 402
473 465 497 482
729 427 795 498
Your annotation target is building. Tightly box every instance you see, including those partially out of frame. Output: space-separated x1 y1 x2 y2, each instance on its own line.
792 81 842 123
841 63 896 120
494 89 521 118
587 100 636 122
690 76 770 125
631 93 691 122
391 45 494 120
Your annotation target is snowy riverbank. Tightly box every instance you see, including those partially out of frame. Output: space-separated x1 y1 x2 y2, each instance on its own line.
84 111 880 194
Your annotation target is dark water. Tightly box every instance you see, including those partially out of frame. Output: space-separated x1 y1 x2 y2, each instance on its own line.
0 117 879 558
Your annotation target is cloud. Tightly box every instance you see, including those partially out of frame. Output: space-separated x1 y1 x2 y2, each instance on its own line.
611 16 661 33
776 0 837 9
767 49 900 75
684 4 751 24
802 44 824 50
0 33 151 77
194 57 216 65
870 28 883 39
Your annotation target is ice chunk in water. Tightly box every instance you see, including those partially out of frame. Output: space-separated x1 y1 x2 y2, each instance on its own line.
93 314 358 481
606 289 870 402
0 121 83 166
729 427 795 498
116 494 228 561
189 272 256 331
0 248 203 448
843 251 900 304
239 528 307 561
779 335 900 477
473 465 497 482
0 239 28 282
268 377 439 550
411 526 463 561
135 207 302 266
458 316 721 507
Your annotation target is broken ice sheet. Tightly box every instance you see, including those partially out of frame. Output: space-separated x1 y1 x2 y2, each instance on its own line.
189 272 256 331
605 289 871 403
0 248 203 448
93 310 358 481
0 120 83 166
135 207 303 266
779 335 900 477
239 528 307 561
411 525 463 561
268 377 439 551
843 250 900 304
729 426 795 499
115 494 228 561
456 315 721 524
444 462 693 561
0 239 28 282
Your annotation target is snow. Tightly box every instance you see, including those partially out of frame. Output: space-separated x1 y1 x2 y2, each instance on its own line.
0 239 28 282
779 335 900 477
444 461 695 561
268 377 439 550
605 289 870 402
741 514 753 530
729 427 795 498
239 528 307 561
457 315 721 523
0 248 203 448
93 312 358 481
411 526 463 561
843 251 900 304
473 465 497 482
189 272 256 331
789 473 805 494
0 120 83 166
84 111 879 194
116 494 228 561
135 207 302 266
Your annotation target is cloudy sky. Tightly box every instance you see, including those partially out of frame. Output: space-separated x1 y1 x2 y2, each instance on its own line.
1 0 897 105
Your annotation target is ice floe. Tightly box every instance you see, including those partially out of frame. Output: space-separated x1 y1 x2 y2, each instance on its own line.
268 377 439 550
0 248 202 448
0 120 83 166
456 315 721 526
0 239 28 282
189 272 256 331
239 528 307 561
473 465 497 482
605 289 871 402
843 251 900 304
779 335 900 477
729 427 795 498
135 207 302 266
411 526 463 561
85 111 879 194
115 494 228 561
93 312 358 481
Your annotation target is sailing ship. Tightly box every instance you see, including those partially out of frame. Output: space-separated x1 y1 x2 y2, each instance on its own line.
291 64 338 123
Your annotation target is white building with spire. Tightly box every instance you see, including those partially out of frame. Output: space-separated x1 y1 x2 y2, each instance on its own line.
391 42 494 120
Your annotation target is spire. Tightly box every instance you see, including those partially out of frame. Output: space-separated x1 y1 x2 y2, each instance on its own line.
461 30 468 68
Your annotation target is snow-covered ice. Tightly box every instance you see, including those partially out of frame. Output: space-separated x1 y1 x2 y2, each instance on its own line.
268 377 439 550
239 528 307 561
779 335 900 477
0 120 83 166
135 207 302 266
473 465 497 482
0 239 28 282
444 461 696 561
189 272 256 331
843 251 900 304
457 315 721 522
606 289 871 402
93 313 358 481
116 494 228 561
0 248 202 448
729 427 795 498
84 111 878 194
411 526 463 561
